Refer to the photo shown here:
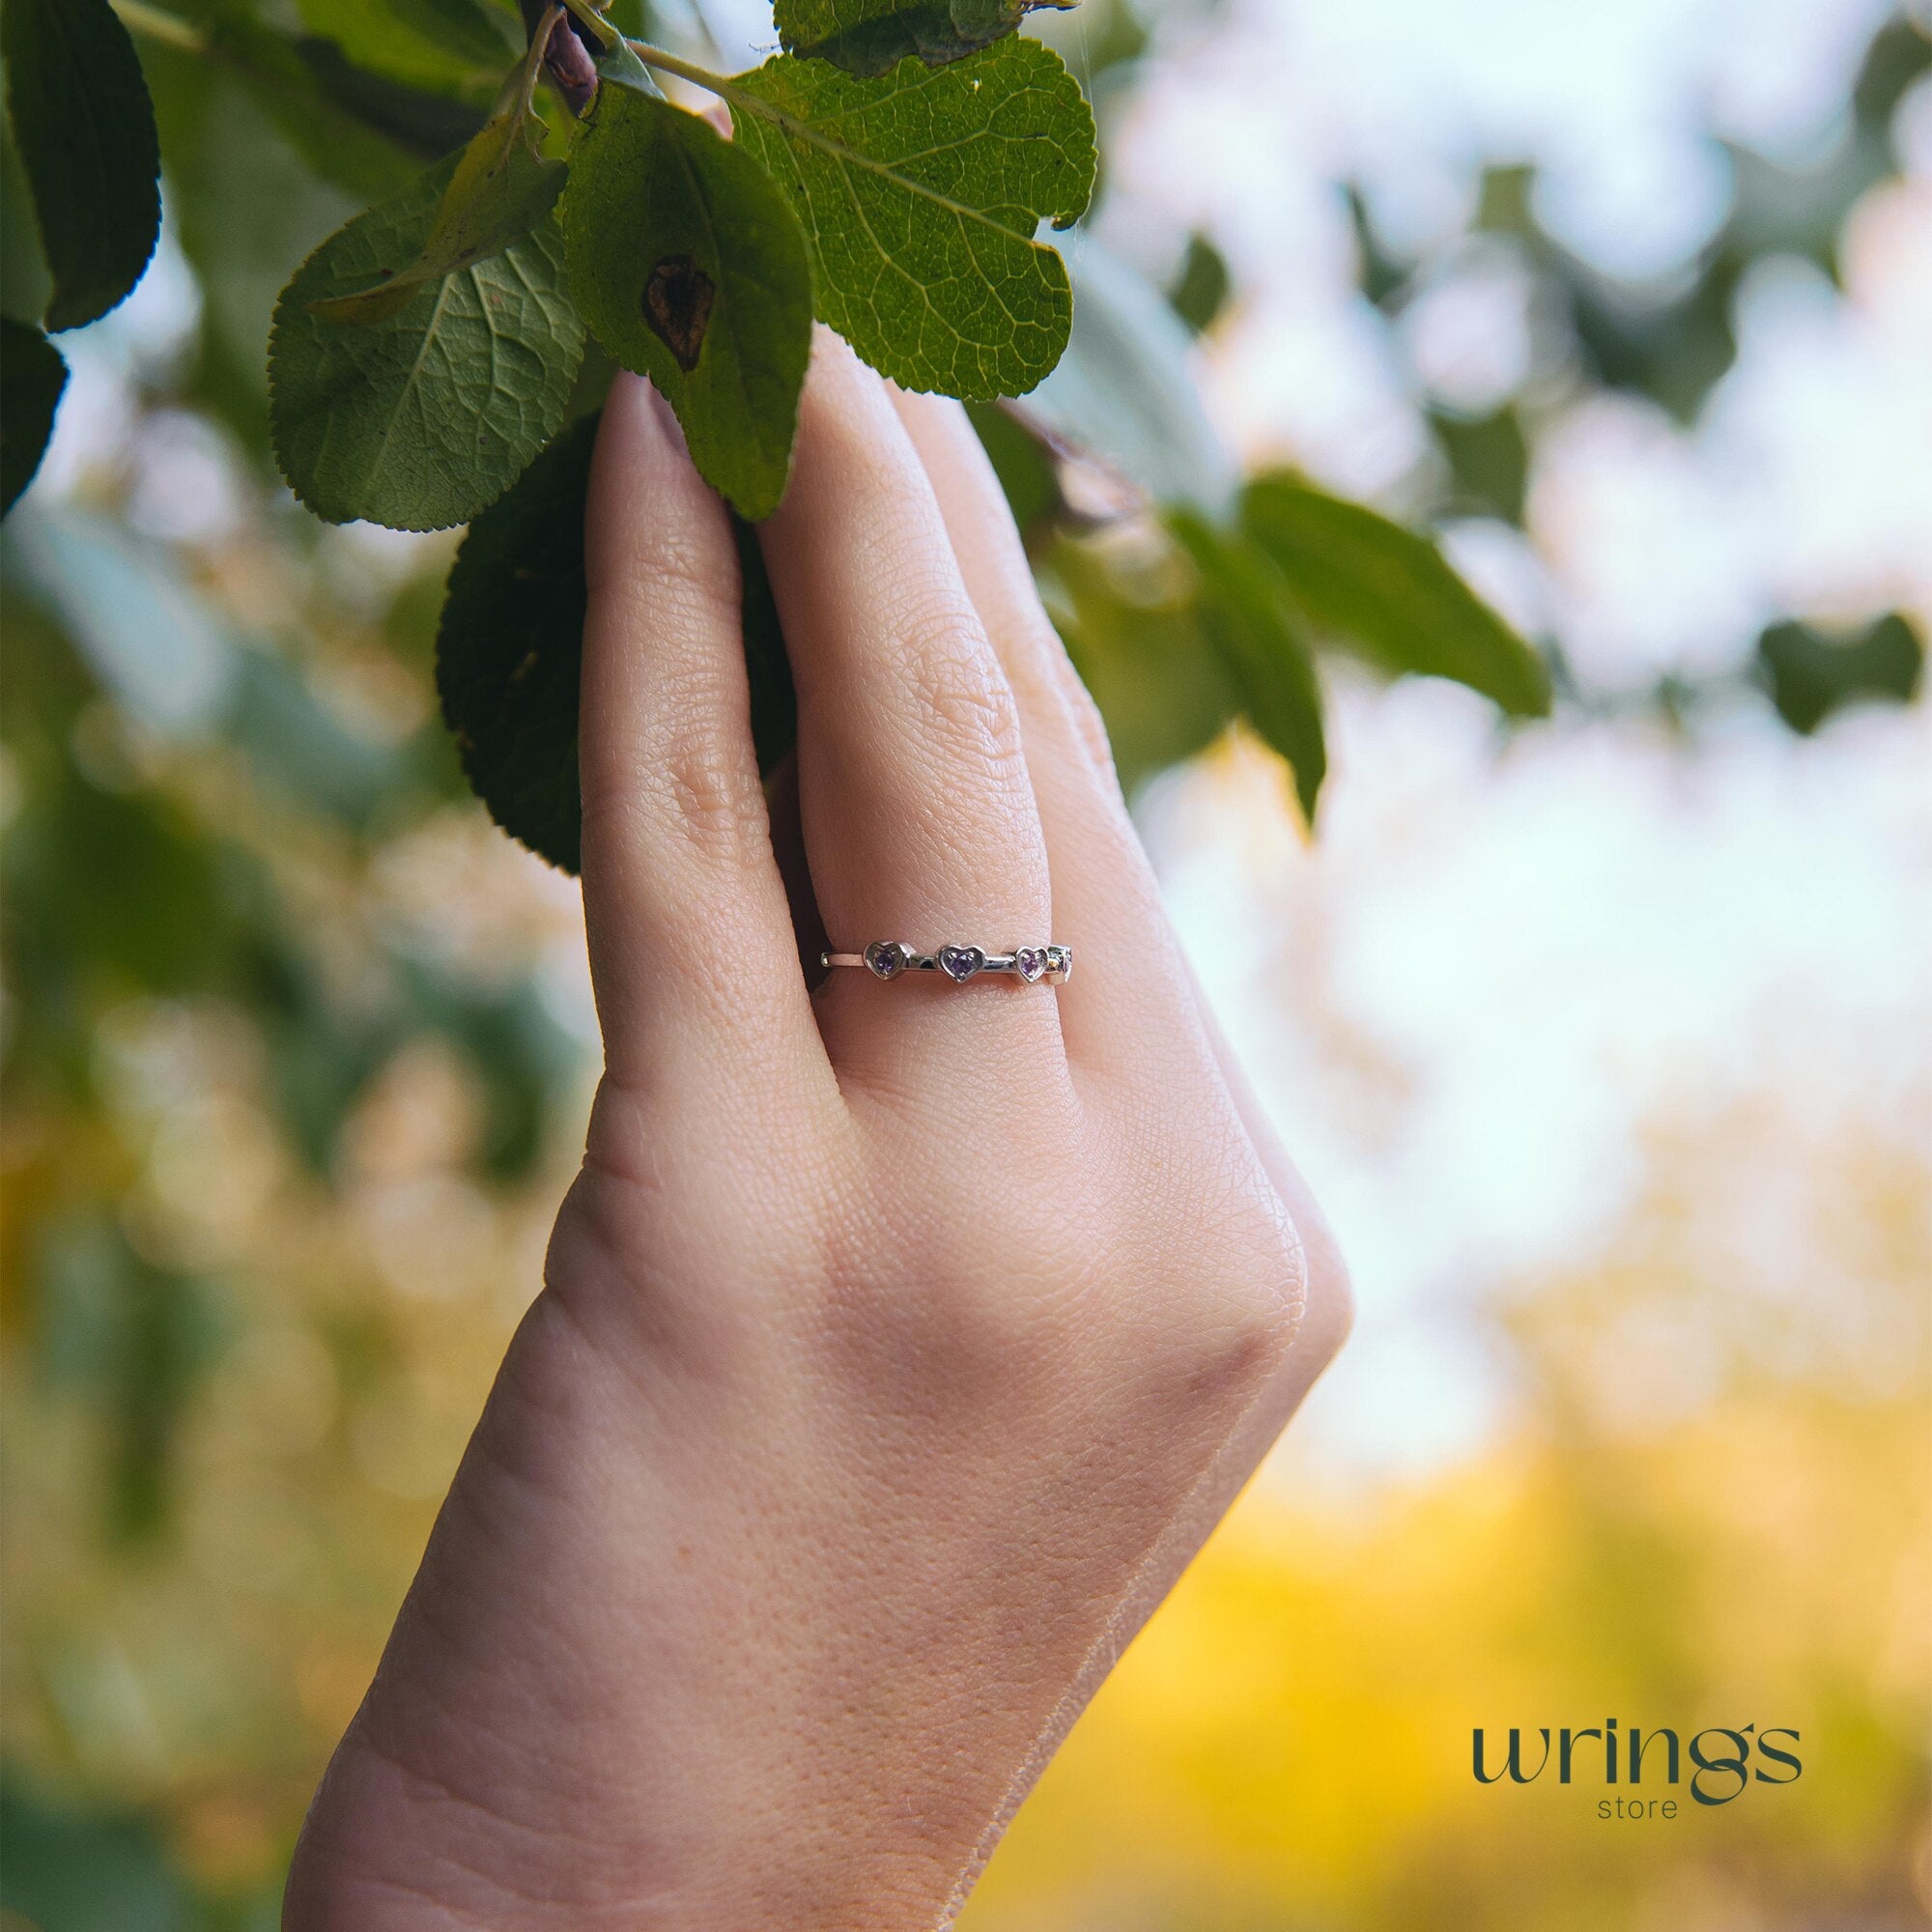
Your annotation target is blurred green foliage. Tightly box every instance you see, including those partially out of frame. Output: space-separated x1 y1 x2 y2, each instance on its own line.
1 0 1927 1925
1757 611 1923 734
1165 229 1232 337
1 1773 198 1932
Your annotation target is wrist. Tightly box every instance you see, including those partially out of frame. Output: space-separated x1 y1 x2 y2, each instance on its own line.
285 1719 957 1932
285 1730 537 1932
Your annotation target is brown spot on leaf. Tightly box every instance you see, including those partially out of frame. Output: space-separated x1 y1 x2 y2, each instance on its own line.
643 255 714 373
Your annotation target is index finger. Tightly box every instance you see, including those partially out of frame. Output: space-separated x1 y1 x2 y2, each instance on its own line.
580 375 822 1095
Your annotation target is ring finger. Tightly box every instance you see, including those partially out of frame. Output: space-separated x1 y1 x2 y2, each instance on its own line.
756 333 1064 1091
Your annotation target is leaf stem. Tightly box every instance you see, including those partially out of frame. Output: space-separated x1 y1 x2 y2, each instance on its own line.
519 7 560 118
622 41 748 102
109 0 207 55
554 0 619 47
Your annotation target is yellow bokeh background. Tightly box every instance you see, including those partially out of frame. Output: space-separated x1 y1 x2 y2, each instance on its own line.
5 784 1925 1925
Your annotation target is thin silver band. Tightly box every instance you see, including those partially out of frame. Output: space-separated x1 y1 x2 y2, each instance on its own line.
821 941 1071 985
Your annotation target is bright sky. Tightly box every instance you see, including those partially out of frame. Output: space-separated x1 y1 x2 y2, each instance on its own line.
1090 0 1932 1478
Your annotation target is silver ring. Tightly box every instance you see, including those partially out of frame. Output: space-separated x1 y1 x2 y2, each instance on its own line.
820 941 1072 985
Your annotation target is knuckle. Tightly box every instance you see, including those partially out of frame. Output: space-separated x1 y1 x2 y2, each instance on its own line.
1141 1263 1296 1424
1202 1197 1311 1381
1221 1240 1309 1379
651 715 767 861
578 697 767 875
1121 1163 1311 1416
898 612 1027 780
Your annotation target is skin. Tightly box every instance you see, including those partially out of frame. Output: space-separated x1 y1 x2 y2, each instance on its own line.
284 336 1350 1932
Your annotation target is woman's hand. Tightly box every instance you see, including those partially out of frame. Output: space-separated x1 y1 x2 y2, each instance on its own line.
284 336 1350 1932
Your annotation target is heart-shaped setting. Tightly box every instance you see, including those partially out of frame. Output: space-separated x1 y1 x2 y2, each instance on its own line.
865 940 910 980
1013 945 1049 984
937 943 985 983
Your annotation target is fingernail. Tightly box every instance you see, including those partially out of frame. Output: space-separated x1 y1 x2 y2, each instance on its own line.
629 375 690 461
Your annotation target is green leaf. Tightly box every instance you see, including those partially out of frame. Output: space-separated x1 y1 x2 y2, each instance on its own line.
1 320 66 515
308 107 565 323
437 409 795 871
966 399 1060 536
1042 532 1245 797
284 34 490 169
141 48 367 447
729 38 1094 399
2 112 56 324
139 21 427 229
1166 229 1230 336
2 0 162 329
1242 472 1550 718
270 151 585 529
1431 405 1527 524
590 28 659 94
436 412 595 868
774 0 1074 78
1758 612 1923 735
296 0 518 92
562 87 810 520
1170 511 1326 824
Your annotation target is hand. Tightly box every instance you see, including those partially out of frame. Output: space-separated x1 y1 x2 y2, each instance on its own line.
284 336 1350 1931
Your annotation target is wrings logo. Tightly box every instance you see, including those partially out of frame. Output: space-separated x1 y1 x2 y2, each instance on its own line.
1472 1721 1803 1818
